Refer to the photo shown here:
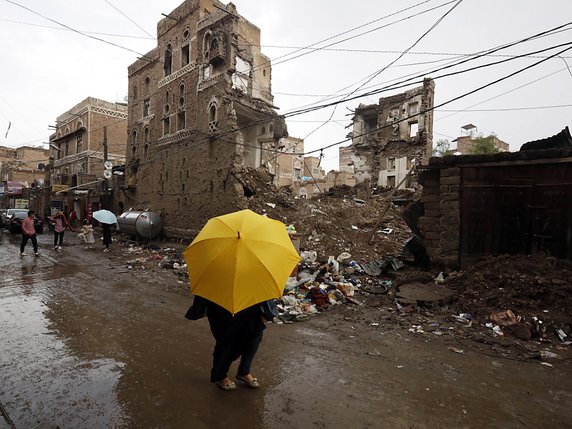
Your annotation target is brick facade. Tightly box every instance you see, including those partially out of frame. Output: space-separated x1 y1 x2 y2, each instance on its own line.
123 0 286 235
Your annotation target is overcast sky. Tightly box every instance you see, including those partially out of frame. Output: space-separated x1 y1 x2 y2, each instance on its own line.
1 0 571 171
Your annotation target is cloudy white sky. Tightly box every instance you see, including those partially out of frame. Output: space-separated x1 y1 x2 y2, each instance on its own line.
1 0 571 171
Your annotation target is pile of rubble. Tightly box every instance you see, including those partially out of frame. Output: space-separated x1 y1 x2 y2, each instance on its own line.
242 167 416 263
443 254 572 343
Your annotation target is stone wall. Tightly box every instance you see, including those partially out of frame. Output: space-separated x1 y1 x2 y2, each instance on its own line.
418 166 461 268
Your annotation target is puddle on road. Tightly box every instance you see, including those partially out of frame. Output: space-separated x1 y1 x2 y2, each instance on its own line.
0 285 126 427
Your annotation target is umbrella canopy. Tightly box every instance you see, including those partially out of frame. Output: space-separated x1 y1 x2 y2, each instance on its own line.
92 209 117 225
184 209 300 314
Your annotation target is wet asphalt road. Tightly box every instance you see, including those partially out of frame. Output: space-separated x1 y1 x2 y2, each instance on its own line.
2 228 572 429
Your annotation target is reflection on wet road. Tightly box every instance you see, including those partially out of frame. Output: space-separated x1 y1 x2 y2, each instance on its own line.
0 231 272 428
1 233 126 427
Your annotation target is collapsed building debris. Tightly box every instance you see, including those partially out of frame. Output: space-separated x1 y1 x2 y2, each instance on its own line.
345 78 435 189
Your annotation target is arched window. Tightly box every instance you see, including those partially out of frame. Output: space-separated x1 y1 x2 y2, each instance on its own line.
209 104 217 133
164 43 172 76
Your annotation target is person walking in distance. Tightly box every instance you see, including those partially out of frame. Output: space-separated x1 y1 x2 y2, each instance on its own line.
51 210 69 250
102 223 112 252
20 210 39 256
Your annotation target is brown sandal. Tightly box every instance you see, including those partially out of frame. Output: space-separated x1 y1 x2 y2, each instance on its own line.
216 379 236 391
236 374 260 388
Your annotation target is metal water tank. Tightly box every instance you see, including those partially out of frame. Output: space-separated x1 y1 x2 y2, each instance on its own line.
118 211 162 239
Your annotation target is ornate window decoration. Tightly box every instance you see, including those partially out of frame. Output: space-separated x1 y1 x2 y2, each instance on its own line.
208 98 219 134
203 31 226 67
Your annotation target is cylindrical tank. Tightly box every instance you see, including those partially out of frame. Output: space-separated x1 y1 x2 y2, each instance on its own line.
117 211 162 239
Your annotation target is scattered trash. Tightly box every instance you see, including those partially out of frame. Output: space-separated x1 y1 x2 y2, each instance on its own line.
435 272 445 284
490 309 521 327
266 202 276 209
336 283 356 297
359 256 403 276
448 347 464 354
409 325 425 334
453 313 473 323
555 329 568 342
336 252 352 263
300 251 317 265
540 350 559 360
380 228 393 235
540 362 554 368
326 256 339 274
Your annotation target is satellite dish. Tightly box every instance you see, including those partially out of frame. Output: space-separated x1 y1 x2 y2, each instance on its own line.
104 161 113 170
103 170 112 179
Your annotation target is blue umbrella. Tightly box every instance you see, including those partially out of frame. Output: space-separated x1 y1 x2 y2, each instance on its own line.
92 209 117 225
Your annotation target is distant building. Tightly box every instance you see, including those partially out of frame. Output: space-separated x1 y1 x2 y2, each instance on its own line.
273 136 304 187
452 124 509 154
48 96 128 218
347 78 435 189
0 145 49 211
303 156 325 180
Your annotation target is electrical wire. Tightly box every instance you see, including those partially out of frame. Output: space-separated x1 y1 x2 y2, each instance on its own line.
302 43 572 156
300 0 463 142
251 0 459 74
435 66 569 122
4 0 152 59
279 22 572 116
119 39 572 174
102 0 155 39
0 17 154 39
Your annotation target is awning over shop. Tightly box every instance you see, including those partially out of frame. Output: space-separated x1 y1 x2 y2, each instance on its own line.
5 181 24 196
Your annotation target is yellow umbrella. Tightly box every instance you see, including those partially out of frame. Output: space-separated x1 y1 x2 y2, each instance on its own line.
184 209 300 314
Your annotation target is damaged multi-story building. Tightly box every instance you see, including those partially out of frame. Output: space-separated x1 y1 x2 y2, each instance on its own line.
346 78 435 189
123 0 287 234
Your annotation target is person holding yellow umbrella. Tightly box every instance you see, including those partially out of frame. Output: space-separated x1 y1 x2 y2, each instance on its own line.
184 209 300 391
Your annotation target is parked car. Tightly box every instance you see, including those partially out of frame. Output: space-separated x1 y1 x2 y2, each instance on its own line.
8 212 43 234
4 208 29 226
0 209 7 227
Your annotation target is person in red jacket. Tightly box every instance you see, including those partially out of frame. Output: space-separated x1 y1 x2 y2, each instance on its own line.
20 210 39 256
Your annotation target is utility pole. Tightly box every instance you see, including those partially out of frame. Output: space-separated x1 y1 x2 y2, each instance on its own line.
103 126 108 201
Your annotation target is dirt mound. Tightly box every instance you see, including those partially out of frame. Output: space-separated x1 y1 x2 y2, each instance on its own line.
445 254 572 339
